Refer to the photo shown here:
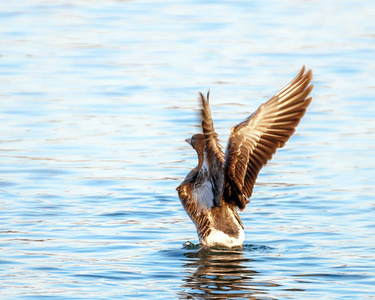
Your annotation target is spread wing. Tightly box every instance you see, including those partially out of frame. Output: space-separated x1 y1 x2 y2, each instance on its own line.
223 66 313 210
199 91 225 207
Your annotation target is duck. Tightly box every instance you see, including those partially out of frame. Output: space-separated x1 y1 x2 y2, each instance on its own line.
176 66 313 248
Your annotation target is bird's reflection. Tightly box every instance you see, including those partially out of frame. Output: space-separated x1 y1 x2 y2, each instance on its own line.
179 244 279 299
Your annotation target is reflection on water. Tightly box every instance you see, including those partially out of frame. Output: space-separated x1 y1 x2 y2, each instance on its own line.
181 245 278 299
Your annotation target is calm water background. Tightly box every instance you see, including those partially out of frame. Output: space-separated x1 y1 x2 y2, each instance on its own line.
1 1 375 299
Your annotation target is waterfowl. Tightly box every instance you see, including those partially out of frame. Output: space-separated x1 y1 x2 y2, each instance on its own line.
176 66 313 248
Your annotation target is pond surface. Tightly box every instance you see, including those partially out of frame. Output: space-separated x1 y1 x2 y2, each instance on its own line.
1 1 375 299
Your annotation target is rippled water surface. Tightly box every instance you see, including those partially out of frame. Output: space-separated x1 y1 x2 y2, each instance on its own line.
1 1 375 299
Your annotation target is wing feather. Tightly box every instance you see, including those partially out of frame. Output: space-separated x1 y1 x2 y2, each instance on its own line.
223 66 313 210
176 181 212 238
192 178 215 211
199 92 225 207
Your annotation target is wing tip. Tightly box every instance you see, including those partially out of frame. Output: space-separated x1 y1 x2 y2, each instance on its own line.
299 65 306 77
199 91 205 103
305 96 313 107
199 90 211 104
298 66 313 82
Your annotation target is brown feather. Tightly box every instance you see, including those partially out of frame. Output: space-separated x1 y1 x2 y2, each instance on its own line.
199 91 225 206
222 66 313 209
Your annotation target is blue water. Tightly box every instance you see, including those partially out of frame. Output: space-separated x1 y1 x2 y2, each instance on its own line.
1 1 375 299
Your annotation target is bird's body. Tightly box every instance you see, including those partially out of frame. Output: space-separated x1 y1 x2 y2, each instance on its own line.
177 67 313 248
177 170 245 247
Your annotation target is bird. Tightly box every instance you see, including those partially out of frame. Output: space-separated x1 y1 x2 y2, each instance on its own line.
176 66 313 248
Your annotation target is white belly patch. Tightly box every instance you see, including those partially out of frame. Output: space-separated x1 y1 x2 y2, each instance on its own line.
201 227 245 248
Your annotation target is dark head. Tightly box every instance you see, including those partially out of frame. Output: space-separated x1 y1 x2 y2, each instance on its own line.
185 134 204 154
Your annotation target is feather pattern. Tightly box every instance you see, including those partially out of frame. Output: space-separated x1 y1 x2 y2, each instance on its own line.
192 162 215 210
223 66 313 209
200 92 225 207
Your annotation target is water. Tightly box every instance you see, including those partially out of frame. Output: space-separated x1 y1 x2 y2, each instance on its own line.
1 0 375 299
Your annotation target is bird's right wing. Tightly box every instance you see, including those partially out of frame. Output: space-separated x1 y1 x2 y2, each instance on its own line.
223 66 313 210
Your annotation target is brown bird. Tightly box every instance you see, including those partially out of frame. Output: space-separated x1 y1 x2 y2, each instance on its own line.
176 66 313 248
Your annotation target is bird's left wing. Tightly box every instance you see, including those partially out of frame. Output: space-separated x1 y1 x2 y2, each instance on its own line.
200 92 225 206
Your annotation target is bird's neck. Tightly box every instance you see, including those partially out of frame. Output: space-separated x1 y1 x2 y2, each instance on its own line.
195 150 204 171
